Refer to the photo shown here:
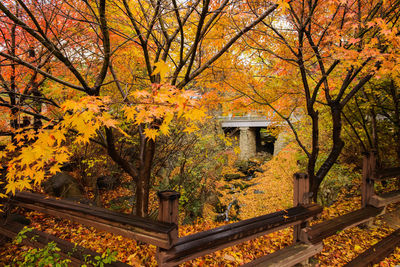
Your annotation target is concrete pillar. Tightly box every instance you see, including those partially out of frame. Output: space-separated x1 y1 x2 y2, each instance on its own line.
239 127 256 160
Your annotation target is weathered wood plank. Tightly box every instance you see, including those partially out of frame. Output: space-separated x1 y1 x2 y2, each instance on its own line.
369 190 400 208
14 191 173 232
0 219 130 267
362 152 375 208
293 173 310 243
156 191 180 265
158 204 322 266
241 242 323 267
344 228 400 267
301 206 384 244
13 191 177 249
374 167 400 181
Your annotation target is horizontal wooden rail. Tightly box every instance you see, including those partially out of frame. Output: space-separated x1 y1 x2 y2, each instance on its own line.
344 228 400 267
373 167 400 181
0 219 130 267
12 191 177 249
369 190 400 208
158 204 322 266
301 206 384 244
242 242 323 267
362 152 400 209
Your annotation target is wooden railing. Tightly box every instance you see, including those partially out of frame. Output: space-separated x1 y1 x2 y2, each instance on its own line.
361 151 400 209
4 173 323 266
157 173 322 266
12 191 177 249
6 156 399 266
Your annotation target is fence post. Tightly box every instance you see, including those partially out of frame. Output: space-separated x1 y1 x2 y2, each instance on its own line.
156 190 180 267
293 173 310 243
362 151 376 208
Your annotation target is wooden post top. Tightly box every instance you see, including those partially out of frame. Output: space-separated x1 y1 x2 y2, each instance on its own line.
294 173 308 179
362 150 378 156
157 190 180 201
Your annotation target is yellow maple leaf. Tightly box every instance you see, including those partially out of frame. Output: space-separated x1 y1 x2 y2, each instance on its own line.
152 61 169 81
18 178 32 191
14 133 24 142
49 164 61 175
52 130 66 145
124 107 137 122
5 182 17 195
143 128 158 140
6 143 16 152
20 148 37 167
135 110 148 125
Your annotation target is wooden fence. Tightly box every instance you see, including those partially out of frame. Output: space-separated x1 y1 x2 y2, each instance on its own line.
362 150 400 209
2 152 400 266
3 173 322 266
342 151 400 266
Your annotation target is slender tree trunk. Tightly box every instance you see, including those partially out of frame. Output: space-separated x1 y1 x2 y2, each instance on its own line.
136 136 155 217
10 19 18 142
307 109 319 201
312 104 345 201
370 108 380 167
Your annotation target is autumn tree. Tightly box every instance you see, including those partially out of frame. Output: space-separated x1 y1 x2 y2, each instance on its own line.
222 0 400 200
0 2 58 140
0 0 278 216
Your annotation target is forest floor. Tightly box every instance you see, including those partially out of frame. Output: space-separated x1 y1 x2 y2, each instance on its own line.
1 160 400 266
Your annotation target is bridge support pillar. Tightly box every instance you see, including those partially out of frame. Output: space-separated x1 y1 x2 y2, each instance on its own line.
239 127 256 160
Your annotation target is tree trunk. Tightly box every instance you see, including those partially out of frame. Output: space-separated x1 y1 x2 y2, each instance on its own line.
136 137 155 217
307 108 319 201
10 19 18 142
370 108 380 167
312 104 345 201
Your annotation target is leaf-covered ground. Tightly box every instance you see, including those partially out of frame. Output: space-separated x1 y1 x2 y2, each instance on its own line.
1 163 400 266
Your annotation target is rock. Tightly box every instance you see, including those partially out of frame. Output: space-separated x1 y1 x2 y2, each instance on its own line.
236 160 261 176
253 190 265 194
206 193 219 206
224 173 243 181
245 175 254 181
42 172 83 199
96 175 118 190
254 168 264 173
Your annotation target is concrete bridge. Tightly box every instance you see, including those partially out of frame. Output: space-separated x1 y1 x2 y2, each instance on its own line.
219 114 278 160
